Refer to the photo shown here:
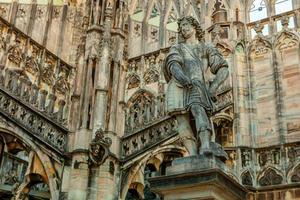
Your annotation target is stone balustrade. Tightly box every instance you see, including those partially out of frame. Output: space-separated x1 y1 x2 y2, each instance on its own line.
0 87 68 152
121 116 178 160
0 17 74 128
0 65 68 126
247 8 300 38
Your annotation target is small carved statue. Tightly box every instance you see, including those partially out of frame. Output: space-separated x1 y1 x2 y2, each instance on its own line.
7 38 23 65
163 16 229 159
53 67 70 94
24 46 40 75
40 58 55 85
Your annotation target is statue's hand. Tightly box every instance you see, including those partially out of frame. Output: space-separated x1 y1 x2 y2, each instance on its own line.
182 79 192 89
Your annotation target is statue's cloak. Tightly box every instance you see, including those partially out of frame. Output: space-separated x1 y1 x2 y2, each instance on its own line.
163 42 228 115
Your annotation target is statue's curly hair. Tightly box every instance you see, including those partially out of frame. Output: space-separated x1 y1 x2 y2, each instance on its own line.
177 16 204 42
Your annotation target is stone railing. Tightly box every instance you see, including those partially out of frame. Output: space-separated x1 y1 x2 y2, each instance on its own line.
0 87 68 152
121 116 178 160
247 8 300 38
1 68 68 125
0 17 74 128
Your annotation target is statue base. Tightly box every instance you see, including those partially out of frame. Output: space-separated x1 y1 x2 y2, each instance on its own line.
148 155 248 200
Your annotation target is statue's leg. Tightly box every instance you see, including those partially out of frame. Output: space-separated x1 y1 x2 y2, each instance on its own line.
176 115 197 156
190 104 212 155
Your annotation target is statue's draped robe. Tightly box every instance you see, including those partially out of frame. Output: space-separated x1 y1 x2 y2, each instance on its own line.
164 42 228 113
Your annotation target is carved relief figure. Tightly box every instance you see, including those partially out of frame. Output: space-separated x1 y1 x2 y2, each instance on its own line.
24 46 40 75
7 37 23 65
163 16 229 158
53 67 70 94
40 57 55 85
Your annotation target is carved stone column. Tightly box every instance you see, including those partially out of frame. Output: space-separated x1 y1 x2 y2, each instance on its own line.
30 84 39 105
46 93 56 114
38 89 48 110
92 7 112 134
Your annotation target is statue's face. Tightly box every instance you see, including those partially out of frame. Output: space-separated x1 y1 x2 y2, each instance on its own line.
180 19 195 39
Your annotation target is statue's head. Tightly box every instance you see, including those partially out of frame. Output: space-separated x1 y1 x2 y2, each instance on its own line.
178 16 204 42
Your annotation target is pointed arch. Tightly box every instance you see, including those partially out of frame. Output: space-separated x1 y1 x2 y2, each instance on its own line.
287 162 300 183
0 127 61 199
248 36 272 56
274 30 299 51
234 42 245 54
143 68 159 85
257 167 283 186
241 170 254 186
120 145 187 199
126 88 155 107
126 73 141 89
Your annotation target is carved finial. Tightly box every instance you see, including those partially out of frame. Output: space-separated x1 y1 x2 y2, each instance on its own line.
281 16 289 30
89 128 112 166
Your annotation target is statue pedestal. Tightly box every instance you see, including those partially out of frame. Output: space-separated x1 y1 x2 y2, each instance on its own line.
148 155 248 200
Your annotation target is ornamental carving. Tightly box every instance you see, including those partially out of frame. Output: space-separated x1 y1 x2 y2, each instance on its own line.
275 31 299 51
52 7 61 19
36 6 46 20
215 90 232 111
167 31 176 46
16 7 26 19
241 171 253 186
24 46 40 75
257 149 280 167
288 146 300 163
258 168 283 186
0 89 67 152
125 92 155 132
89 129 112 166
241 149 251 167
0 6 8 18
143 68 159 85
250 37 271 57
122 117 178 158
127 73 140 89
7 38 23 65
0 30 9 52
149 27 159 42
40 56 55 85
291 165 300 183
53 66 70 95
215 42 232 57
133 23 142 37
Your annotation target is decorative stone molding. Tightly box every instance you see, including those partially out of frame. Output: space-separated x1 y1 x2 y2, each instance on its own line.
258 168 283 186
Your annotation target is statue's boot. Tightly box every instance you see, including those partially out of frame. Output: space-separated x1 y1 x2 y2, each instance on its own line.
199 130 212 155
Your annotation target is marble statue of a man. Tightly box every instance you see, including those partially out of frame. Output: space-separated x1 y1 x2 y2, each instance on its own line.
163 16 229 156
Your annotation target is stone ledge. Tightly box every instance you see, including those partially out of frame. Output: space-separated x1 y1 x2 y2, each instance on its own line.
149 156 248 200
